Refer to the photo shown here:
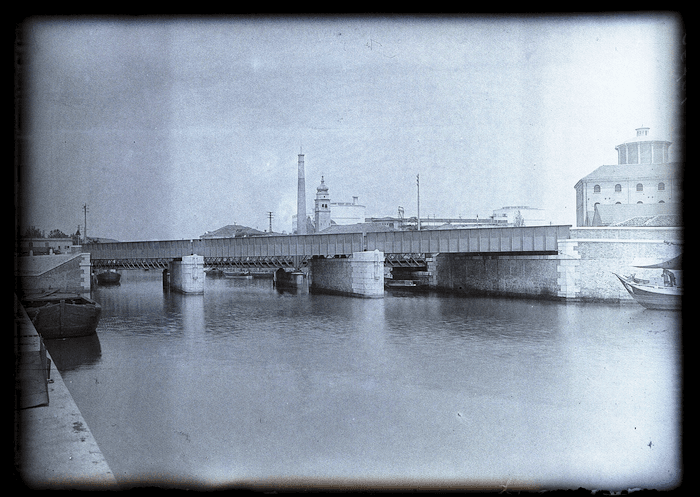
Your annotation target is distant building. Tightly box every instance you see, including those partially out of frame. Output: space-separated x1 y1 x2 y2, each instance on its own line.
319 222 398 235
364 216 505 230
574 127 682 227
490 206 548 226
365 217 405 230
18 237 75 256
331 197 366 226
200 224 265 239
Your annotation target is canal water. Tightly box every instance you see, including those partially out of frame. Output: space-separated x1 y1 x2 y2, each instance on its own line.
45 270 682 490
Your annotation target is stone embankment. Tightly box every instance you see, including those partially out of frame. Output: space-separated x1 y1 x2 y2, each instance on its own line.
14 296 117 489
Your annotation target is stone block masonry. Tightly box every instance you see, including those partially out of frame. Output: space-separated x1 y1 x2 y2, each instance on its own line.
432 253 561 299
570 236 682 302
309 250 385 298
167 255 205 294
16 253 92 294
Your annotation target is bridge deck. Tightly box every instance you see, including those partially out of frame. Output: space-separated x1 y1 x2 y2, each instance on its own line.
85 225 570 269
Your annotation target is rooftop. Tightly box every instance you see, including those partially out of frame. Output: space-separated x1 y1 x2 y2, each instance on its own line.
200 224 265 239
592 203 682 227
618 126 672 145
319 222 398 234
575 162 681 186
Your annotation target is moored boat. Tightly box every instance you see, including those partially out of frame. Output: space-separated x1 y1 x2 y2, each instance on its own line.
95 270 121 285
205 268 226 278
21 292 102 338
613 273 681 310
385 279 417 288
614 254 682 310
613 273 683 310
224 270 253 279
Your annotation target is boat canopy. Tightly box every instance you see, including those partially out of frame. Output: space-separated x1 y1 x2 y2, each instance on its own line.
633 254 682 270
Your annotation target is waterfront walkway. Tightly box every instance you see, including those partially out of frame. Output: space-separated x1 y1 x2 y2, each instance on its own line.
14 296 117 489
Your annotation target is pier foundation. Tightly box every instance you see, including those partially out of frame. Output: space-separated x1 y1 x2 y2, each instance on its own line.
309 250 384 298
167 254 204 294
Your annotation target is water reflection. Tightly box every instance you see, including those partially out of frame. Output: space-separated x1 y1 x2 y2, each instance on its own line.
59 271 681 490
44 334 102 371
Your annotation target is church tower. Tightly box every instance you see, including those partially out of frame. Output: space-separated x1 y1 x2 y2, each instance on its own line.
314 176 332 233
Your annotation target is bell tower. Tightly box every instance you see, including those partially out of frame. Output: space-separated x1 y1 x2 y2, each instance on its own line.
314 176 332 233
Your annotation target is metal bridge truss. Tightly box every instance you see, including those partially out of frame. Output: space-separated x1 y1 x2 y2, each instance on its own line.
204 256 309 269
91 258 171 270
85 226 570 270
384 254 427 268
93 254 427 270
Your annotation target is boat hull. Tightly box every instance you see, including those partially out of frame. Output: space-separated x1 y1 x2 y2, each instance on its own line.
22 294 102 338
614 274 681 311
224 271 253 279
95 271 121 285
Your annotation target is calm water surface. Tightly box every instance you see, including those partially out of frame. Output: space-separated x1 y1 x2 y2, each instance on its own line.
47 270 682 490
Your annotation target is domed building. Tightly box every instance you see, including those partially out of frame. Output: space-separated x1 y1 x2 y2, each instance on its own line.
574 127 682 227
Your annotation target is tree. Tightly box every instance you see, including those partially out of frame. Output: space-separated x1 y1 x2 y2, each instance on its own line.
48 229 68 238
22 226 43 238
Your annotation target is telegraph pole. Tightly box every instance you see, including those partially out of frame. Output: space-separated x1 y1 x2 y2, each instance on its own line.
267 211 274 234
416 174 421 231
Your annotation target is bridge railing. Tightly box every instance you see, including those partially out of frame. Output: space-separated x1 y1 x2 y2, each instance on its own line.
200 233 365 258
85 233 367 261
366 225 570 254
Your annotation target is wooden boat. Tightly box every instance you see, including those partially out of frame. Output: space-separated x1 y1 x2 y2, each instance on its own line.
613 273 681 310
21 292 102 338
385 279 417 288
205 268 225 278
223 270 253 279
95 270 121 285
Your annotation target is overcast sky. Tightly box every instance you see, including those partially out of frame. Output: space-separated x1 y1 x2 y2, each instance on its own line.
17 14 684 241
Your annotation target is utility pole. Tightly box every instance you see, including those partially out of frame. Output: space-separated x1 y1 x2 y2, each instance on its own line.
82 204 89 243
267 212 274 233
416 174 421 231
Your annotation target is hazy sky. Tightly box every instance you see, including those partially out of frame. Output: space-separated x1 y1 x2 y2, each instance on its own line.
17 14 684 241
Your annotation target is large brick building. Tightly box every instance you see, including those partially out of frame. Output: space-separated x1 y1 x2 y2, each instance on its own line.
574 127 682 227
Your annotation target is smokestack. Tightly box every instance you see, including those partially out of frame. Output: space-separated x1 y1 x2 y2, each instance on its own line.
297 150 307 235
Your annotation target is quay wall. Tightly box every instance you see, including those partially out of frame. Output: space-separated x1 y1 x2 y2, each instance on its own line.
14 298 116 488
564 227 682 302
431 227 682 303
16 254 92 294
430 254 560 299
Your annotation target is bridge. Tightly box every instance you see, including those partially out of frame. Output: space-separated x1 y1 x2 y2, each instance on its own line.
85 225 571 270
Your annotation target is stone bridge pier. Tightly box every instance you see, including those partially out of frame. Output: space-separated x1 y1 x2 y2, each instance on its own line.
308 250 385 298
164 254 204 294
